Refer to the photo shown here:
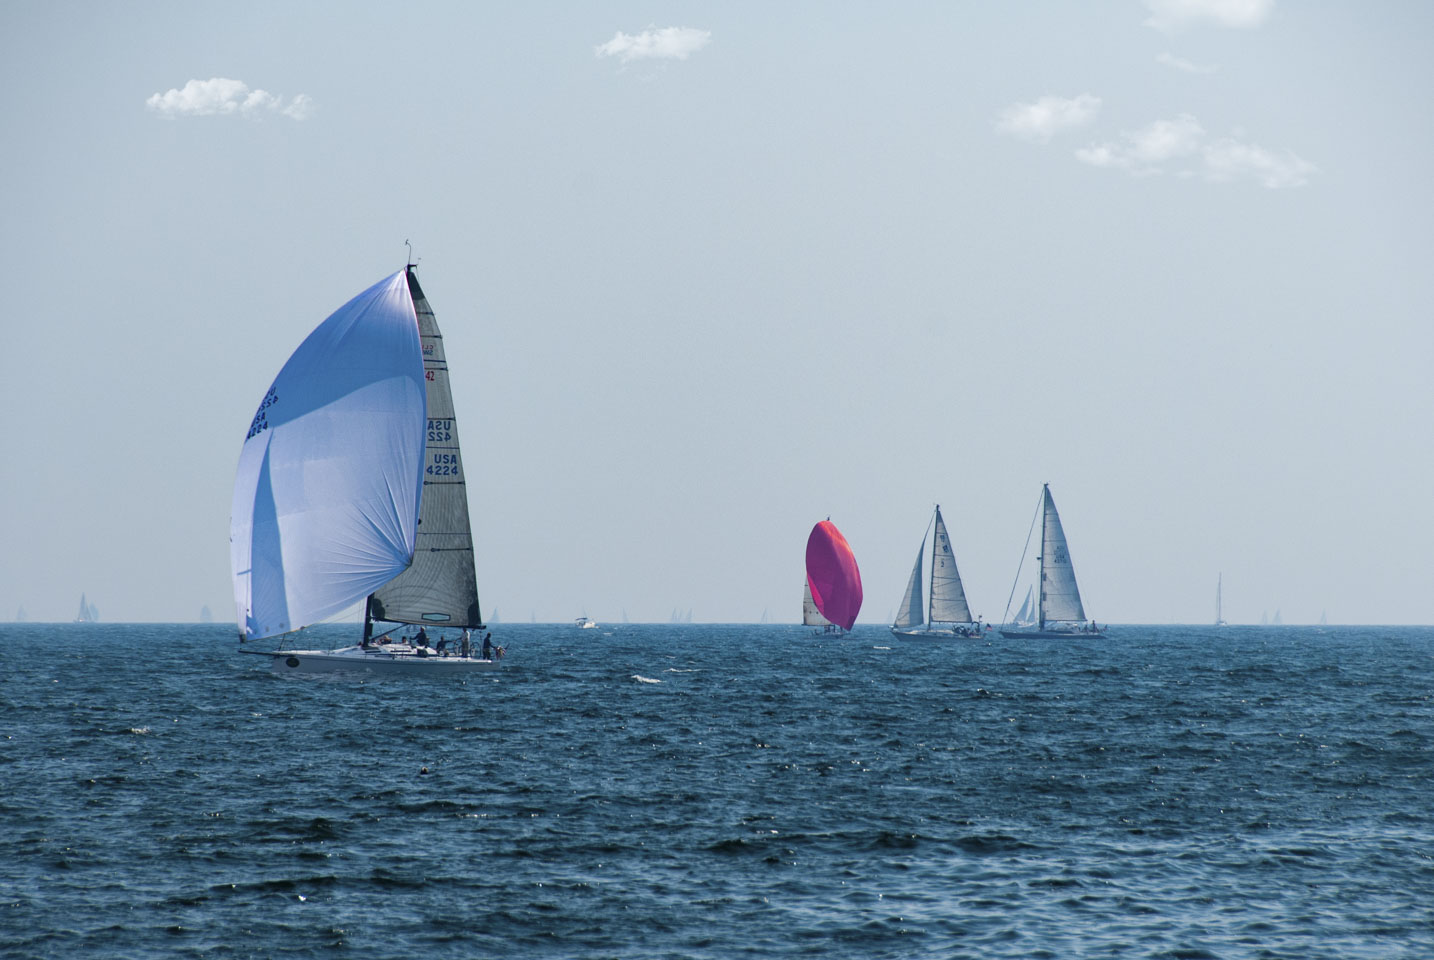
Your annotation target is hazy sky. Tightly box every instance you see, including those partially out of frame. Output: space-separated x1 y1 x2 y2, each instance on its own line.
2 1 1431 626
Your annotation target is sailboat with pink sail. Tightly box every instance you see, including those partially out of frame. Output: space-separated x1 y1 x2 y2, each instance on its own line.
804 519 862 636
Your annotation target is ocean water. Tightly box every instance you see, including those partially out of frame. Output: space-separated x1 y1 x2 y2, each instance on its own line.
1 623 1431 959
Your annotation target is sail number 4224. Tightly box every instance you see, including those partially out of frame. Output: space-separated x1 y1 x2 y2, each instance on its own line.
428 453 461 476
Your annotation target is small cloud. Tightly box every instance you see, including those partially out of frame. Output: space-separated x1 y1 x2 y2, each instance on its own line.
1077 113 1314 188
146 78 313 119
1202 138 1315 188
995 94 1102 144
1156 51 1218 74
596 26 711 63
1076 114 1205 174
1143 0 1274 33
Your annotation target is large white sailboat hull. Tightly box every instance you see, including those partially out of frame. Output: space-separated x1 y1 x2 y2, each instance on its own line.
890 624 982 640
264 645 500 675
998 626 1106 639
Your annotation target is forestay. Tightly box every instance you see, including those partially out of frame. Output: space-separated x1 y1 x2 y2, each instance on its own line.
231 271 425 640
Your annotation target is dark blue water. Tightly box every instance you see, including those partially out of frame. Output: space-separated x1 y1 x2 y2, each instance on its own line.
2 623 1431 958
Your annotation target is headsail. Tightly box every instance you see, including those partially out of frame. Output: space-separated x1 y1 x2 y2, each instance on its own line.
368 267 482 628
805 520 863 631
893 540 924 628
230 271 426 640
1038 484 1086 624
927 507 972 623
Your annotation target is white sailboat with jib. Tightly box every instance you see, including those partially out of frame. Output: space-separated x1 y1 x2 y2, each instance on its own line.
999 484 1104 639
890 505 983 639
230 262 500 674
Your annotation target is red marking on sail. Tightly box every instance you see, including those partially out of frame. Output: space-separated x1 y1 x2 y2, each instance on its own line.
805 520 863 630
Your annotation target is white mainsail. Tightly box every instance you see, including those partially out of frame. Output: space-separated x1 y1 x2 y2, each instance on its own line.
803 580 833 627
893 541 925 628
928 507 972 624
230 271 426 640
368 268 482 628
1039 484 1086 624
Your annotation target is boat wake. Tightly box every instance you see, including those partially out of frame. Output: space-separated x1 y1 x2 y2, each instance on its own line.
631 675 662 684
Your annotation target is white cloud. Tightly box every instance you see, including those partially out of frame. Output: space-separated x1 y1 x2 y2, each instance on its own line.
1076 114 1205 174
596 26 711 63
1202 138 1316 188
1076 113 1314 188
1143 0 1274 32
995 94 1102 144
1156 51 1218 74
146 78 313 119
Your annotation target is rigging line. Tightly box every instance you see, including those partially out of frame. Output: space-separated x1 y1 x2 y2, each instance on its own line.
1001 490 1042 625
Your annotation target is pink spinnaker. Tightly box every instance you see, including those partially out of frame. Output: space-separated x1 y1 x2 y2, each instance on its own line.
805 520 863 630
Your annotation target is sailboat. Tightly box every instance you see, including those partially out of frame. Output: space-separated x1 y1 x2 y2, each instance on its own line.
230 264 499 674
999 484 1104 639
804 519 862 636
890 505 982 639
74 594 98 623
1215 574 1227 626
1010 586 1036 628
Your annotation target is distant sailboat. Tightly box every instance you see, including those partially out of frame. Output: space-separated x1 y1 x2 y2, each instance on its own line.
1215 574 1227 626
200 604 214 624
890 505 982 639
576 616 597 629
1011 587 1035 628
489 608 500 623
230 264 499 674
1272 609 1283 626
1319 610 1327 626
1000 485 1104 639
16 606 26 622
75 594 98 623
805 519 862 636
